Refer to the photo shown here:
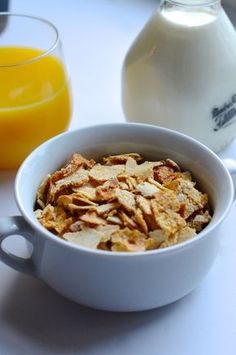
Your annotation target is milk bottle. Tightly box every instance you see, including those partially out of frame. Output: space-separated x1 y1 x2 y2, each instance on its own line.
122 0 236 152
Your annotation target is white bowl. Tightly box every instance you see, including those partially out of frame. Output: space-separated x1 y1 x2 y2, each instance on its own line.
0 123 234 311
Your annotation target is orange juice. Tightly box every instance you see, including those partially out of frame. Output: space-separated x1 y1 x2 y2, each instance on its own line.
0 46 71 169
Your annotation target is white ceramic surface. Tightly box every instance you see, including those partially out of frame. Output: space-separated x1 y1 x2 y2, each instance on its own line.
0 123 235 311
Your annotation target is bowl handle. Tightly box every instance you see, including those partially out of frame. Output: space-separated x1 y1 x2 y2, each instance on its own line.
222 159 236 201
0 216 37 277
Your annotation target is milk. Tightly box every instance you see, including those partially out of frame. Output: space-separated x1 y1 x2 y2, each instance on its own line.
122 0 236 152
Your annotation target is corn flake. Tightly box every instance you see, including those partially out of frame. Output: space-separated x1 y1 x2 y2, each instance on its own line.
80 211 107 225
136 182 160 197
64 228 102 249
35 152 212 252
89 164 125 182
115 188 136 212
103 153 142 165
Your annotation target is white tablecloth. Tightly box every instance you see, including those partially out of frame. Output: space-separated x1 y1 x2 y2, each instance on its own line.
0 1 236 354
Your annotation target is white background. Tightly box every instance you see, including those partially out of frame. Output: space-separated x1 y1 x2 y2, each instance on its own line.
0 1 236 354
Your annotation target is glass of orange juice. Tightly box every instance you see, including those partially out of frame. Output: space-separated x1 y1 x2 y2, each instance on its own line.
0 13 71 169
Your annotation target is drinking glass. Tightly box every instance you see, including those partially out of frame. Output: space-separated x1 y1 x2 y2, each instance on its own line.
0 13 72 169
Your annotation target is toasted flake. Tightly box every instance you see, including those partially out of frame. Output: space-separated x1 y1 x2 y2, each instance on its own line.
125 159 157 180
96 178 119 201
56 168 89 188
128 176 138 188
34 209 43 219
153 166 176 185
57 195 73 207
40 204 55 222
149 229 169 242
80 211 107 225
107 215 123 225
155 211 186 234
89 164 125 182
46 180 63 204
115 188 136 211
119 210 138 229
37 204 73 235
111 240 145 252
151 199 186 234
111 228 146 252
103 153 142 165
63 228 102 249
73 184 97 201
144 214 159 231
96 202 119 215
165 159 181 171
36 175 50 208
46 169 89 204
125 157 138 176
116 175 133 190
134 209 148 234
183 199 199 219
37 198 45 210
166 177 193 194
145 229 169 249
68 153 95 169
121 176 138 191
181 171 192 181
106 208 118 217
126 177 134 191
96 224 120 235
69 220 84 232
152 190 180 212
167 178 209 218
181 183 208 207
57 194 97 208
176 227 196 243
159 234 178 248
52 153 95 182
135 161 156 180
55 216 74 235
147 177 167 191
136 182 160 197
72 195 98 206
68 203 95 212
187 211 211 232
136 195 152 215
119 182 129 190
96 225 120 242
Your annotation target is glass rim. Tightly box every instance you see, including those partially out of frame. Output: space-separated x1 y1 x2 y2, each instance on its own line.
163 0 220 7
0 12 60 68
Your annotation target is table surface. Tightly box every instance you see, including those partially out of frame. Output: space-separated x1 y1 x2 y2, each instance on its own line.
0 1 236 354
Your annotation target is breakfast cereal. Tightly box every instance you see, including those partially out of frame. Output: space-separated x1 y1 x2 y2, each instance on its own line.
34 153 212 252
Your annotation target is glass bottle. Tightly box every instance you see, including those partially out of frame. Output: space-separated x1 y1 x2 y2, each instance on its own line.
122 0 236 152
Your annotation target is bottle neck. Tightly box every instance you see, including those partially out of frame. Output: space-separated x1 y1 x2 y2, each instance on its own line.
162 0 220 6
160 0 221 26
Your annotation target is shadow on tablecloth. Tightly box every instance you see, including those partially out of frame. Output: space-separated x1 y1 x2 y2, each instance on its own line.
0 273 197 354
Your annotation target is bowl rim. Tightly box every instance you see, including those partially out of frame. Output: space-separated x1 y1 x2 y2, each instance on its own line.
15 122 234 258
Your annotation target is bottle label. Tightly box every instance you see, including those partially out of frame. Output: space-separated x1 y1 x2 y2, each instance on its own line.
212 94 236 132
